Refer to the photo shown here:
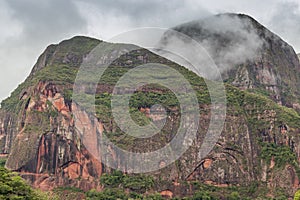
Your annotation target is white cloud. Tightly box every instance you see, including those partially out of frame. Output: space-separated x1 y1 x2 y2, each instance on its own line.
0 2 23 45
0 0 87 101
265 1 300 53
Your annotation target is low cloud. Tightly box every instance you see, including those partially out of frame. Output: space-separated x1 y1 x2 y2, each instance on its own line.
75 0 210 40
0 0 87 101
5 0 86 43
266 1 300 53
158 14 265 79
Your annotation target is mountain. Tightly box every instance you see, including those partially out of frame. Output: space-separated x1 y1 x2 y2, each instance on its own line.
0 14 300 199
168 13 300 110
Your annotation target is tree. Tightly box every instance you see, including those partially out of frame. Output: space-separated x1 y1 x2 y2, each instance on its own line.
0 167 35 199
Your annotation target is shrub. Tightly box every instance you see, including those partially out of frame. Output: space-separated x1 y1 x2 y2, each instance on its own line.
123 174 154 192
192 191 216 200
228 191 241 200
0 167 35 199
100 170 124 187
86 188 127 200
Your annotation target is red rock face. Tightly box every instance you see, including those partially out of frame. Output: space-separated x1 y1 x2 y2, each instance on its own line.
160 190 173 198
203 159 213 169
30 132 103 191
2 81 105 191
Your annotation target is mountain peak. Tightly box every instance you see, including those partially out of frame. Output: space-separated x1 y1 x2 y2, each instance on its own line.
29 36 101 77
169 13 300 108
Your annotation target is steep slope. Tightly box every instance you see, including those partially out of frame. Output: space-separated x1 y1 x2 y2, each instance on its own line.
169 13 300 110
0 17 300 198
0 36 103 190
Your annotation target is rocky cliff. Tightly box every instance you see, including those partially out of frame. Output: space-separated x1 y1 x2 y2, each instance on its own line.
171 13 300 110
0 36 104 191
0 14 300 199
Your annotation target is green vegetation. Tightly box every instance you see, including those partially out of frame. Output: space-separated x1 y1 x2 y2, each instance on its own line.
260 142 297 167
192 190 218 200
100 170 154 193
294 190 300 200
86 188 127 200
276 105 300 128
260 142 300 177
123 174 154 192
52 186 85 200
53 36 100 61
0 165 291 199
187 181 290 200
0 158 6 168
0 167 52 199
247 87 270 98
53 186 84 193
99 170 124 187
0 166 88 200
129 89 180 108
33 65 78 84
31 190 59 200
86 188 167 200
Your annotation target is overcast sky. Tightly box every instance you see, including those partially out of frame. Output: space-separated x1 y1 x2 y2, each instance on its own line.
1 0 300 101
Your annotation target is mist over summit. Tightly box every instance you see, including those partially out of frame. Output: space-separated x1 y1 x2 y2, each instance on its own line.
161 13 300 109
